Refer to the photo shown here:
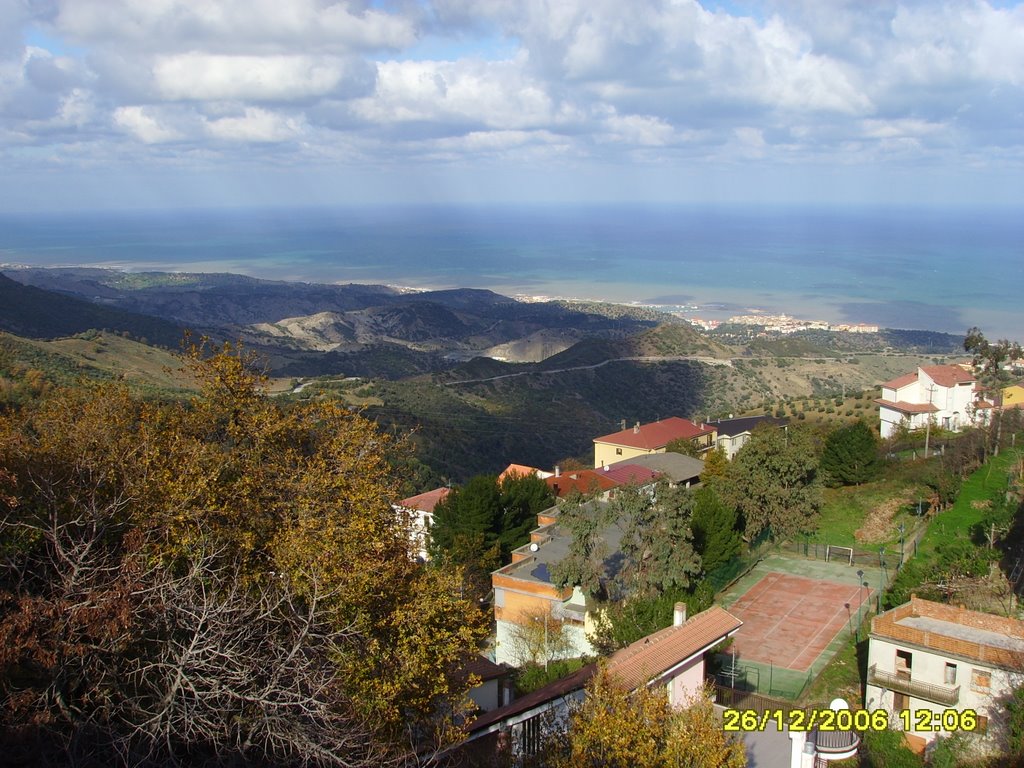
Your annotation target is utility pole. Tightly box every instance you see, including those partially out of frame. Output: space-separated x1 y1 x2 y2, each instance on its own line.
923 382 937 458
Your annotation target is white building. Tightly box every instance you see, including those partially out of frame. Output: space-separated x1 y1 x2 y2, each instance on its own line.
393 486 450 562
876 364 987 439
865 596 1024 753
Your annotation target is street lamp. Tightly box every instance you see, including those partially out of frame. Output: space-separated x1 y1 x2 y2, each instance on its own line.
898 523 906 567
534 613 549 672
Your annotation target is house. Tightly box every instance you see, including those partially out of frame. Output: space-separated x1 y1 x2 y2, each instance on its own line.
1001 382 1024 411
544 468 620 500
458 604 742 764
393 486 450 562
604 452 704 488
490 501 608 665
593 417 717 468
460 654 515 714
864 595 1024 752
498 464 553 481
544 463 663 500
705 415 788 460
875 365 986 439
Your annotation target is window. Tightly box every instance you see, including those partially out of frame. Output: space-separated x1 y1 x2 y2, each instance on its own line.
615 448 622 455
972 669 991 692
896 650 913 676
894 692 909 712
975 715 988 734
520 713 543 756
944 663 957 685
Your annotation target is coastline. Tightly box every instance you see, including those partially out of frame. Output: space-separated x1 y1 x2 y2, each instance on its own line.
0 262 974 342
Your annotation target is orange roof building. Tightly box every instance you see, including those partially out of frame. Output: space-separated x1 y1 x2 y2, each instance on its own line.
593 417 717 468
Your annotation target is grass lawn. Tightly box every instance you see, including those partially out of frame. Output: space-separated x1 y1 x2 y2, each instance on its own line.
814 477 932 550
914 448 1021 562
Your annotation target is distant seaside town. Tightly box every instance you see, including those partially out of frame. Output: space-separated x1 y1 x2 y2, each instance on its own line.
685 313 880 334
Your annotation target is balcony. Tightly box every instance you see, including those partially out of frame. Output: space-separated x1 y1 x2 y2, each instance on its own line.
868 664 960 706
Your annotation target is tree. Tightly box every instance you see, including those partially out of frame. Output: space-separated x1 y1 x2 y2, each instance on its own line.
617 483 701 599
699 446 729 484
428 472 554 567
689 486 741 573
720 425 822 541
665 436 701 458
428 474 503 562
820 420 881 486
496 472 555 554
550 496 617 599
965 326 1024 457
552 485 701 603
540 667 746 768
1007 681 1024 759
505 606 574 668
587 582 714 656
0 343 487 764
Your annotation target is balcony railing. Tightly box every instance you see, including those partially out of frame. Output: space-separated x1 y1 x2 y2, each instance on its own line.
868 665 960 706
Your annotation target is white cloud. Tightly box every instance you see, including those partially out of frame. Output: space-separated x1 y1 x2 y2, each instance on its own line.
114 105 185 143
53 0 417 53
1 0 1023 205
153 53 353 102
204 106 305 142
352 58 568 130
600 113 676 146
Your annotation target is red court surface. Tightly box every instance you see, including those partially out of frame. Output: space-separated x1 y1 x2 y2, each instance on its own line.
727 572 873 672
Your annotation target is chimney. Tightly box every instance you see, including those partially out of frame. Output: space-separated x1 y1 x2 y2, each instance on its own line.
620 419 626 431
634 421 641 433
673 602 688 626
554 465 560 478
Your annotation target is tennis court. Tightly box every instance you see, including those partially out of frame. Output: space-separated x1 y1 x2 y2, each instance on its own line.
725 572 872 672
715 553 885 697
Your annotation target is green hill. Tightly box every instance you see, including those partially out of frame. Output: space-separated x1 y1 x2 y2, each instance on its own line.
0 274 185 346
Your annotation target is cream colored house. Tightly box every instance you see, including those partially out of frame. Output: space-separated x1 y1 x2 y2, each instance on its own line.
876 365 986 439
593 417 716 469
865 596 1024 752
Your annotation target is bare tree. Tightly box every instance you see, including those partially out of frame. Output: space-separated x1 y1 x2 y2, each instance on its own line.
0 501 403 768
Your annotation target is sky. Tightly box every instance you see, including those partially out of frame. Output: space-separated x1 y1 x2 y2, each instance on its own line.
1 0 1023 211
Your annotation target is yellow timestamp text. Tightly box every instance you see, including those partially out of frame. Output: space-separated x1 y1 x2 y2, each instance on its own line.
722 707 981 733
898 708 980 733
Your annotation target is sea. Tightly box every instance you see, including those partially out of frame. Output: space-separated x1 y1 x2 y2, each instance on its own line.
1 204 1021 341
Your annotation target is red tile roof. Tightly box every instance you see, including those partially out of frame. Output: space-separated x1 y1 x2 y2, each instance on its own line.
594 417 715 451
881 372 919 390
921 365 975 387
498 463 543 481
546 470 619 498
606 606 743 691
397 486 450 513
599 464 662 486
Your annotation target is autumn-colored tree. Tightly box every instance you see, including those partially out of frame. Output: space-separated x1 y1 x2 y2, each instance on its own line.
541 667 746 768
699 446 729 484
0 342 487 765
